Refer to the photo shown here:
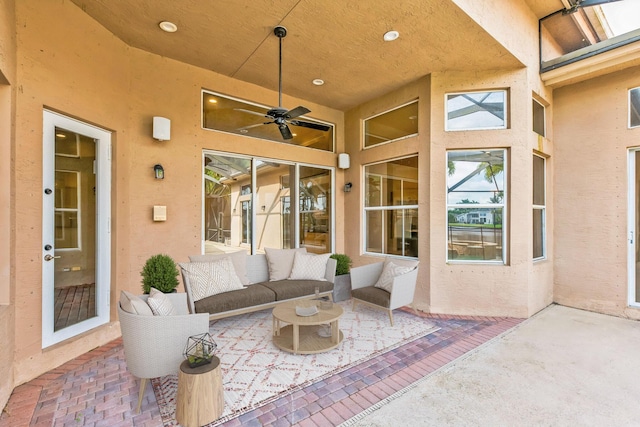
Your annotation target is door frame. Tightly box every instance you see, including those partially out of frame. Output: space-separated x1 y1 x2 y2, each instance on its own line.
42 110 111 348
628 149 640 308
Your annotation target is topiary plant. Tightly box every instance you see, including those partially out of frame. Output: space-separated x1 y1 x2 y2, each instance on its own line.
330 253 352 276
141 254 179 294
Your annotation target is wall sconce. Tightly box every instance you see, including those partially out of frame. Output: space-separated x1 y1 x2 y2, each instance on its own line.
261 205 266 211
338 153 350 169
154 164 165 179
344 182 352 192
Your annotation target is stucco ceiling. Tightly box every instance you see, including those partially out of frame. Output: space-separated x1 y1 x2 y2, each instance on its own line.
68 0 534 111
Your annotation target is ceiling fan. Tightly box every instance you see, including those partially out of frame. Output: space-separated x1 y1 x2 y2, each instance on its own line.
237 26 331 140
562 0 623 14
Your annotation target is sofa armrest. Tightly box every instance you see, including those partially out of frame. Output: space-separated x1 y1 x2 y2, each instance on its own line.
388 267 419 310
350 261 384 290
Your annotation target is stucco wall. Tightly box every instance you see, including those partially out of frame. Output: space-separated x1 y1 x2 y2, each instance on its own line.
554 66 640 320
12 0 345 386
0 0 16 412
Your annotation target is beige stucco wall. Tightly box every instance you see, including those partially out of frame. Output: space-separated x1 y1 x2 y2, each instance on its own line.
11 0 344 387
554 66 640 320
0 0 16 412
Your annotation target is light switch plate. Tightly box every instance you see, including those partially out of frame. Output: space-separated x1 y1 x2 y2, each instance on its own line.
153 205 167 221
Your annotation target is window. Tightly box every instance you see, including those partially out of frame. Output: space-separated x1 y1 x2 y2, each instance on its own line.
630 87 640 128
533 99 546 137
202 91 334 152
364 156 418 258
203 151 333 254
533 154 546 260
364 101 418 148
446 90 507 131
447 150 506 262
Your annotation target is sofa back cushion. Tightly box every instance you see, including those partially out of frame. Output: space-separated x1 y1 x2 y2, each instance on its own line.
179 257 246 302
288 252 331 281
189 250 250 286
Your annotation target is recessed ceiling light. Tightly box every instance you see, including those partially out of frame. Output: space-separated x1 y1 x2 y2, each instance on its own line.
55 133 66 139
383 30 399 42
312 79 324 86
239 129 248 134
159 21 178 33
208 98 218 103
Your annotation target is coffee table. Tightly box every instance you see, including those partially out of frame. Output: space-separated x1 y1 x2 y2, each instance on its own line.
272 300 344 354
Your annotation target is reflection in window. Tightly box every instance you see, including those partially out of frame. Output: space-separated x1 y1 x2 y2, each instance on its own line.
202 91 334 152
630 87 640 128
446 91 507 131
364 156 418 258
540 0 640 72
203 151 333 254
533 154 546 260
364 101 418 148
533 99 546 137
447 150 506 262
55 171 80 249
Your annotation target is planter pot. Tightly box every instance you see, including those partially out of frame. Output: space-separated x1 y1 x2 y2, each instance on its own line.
333 274 351 302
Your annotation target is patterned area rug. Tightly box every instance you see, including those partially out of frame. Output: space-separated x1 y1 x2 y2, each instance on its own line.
152 301 439 426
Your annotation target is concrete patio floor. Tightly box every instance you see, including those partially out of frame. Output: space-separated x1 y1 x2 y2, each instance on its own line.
346 304 640 426
3 303 638 426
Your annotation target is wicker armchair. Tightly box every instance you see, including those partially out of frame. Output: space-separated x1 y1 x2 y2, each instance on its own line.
117 292 210 413
350 260 419 326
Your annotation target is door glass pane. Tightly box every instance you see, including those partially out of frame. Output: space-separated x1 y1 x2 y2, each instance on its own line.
533 209 544 259
299 167 331 254
53 128 96 331
635 151 640 303
255 161 294 252
203 153 251 253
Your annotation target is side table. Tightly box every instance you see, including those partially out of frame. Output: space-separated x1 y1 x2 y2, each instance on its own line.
175 356 224 427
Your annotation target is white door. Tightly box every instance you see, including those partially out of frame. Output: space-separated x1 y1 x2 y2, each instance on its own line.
628 150 640 308
42 111 111 348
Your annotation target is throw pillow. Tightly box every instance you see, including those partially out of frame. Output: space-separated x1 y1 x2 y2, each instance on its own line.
373 259 416 293
119 290 153 315
189 250 250 285
146 288 178 316
264 247 307 281
179 257 246 302
288 252 331 281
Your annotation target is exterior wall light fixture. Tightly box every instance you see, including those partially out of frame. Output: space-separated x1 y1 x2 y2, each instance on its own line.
154 164 165 179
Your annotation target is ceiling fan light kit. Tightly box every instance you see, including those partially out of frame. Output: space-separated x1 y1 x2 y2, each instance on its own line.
236 26 331 140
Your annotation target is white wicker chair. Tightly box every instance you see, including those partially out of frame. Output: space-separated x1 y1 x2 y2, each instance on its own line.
350 261 419 326
117 292 210 413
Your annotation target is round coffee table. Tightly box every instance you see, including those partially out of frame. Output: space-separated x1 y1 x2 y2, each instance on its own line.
272 300 344 354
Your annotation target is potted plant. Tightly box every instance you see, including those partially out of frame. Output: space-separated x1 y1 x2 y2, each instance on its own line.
330 253 352 302
141 254 180 294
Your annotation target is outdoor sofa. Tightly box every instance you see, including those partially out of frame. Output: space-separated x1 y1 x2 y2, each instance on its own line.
180 248 336 320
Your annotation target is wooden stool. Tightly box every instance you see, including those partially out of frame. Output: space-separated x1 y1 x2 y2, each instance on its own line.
175 356 224 427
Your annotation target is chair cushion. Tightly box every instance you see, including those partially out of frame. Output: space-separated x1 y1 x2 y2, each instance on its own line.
288 252 330 281
260 279 333 301
264 247 307 281
352 286 391 308
147 288 178 316
373 259 417 293
119 290 153 316
189 250 250 286
179 258 246 301
193 284 276 314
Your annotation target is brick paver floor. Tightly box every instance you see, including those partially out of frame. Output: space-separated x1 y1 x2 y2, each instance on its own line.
1 309 522 427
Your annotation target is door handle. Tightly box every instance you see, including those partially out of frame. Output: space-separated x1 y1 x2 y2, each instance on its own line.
44 254 61 261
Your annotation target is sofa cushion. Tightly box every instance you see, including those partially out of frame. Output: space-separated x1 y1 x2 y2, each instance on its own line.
264 247 307 281
260 279 333 301
193 284 276 314
352 286 391 308
147 288 178 316
374 258 417 293
119 290 153 316
179 258 245 301
288 252 330 281
189 250 250 286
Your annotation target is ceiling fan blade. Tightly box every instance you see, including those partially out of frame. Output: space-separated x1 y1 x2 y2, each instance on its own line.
285 106 311 120
234 108 268 118
577 0 623 7
279 124 293 140
237 122 271 131
289 120 331 131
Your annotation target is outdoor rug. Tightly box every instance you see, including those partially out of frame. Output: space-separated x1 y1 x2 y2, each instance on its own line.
152 301 439 426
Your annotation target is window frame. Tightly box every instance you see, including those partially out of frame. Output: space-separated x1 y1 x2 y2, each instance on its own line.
445 90 508 132
629 86 640 129
533 153 546 261
533 98 546 137
363 155 419 259
446 149 507 264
